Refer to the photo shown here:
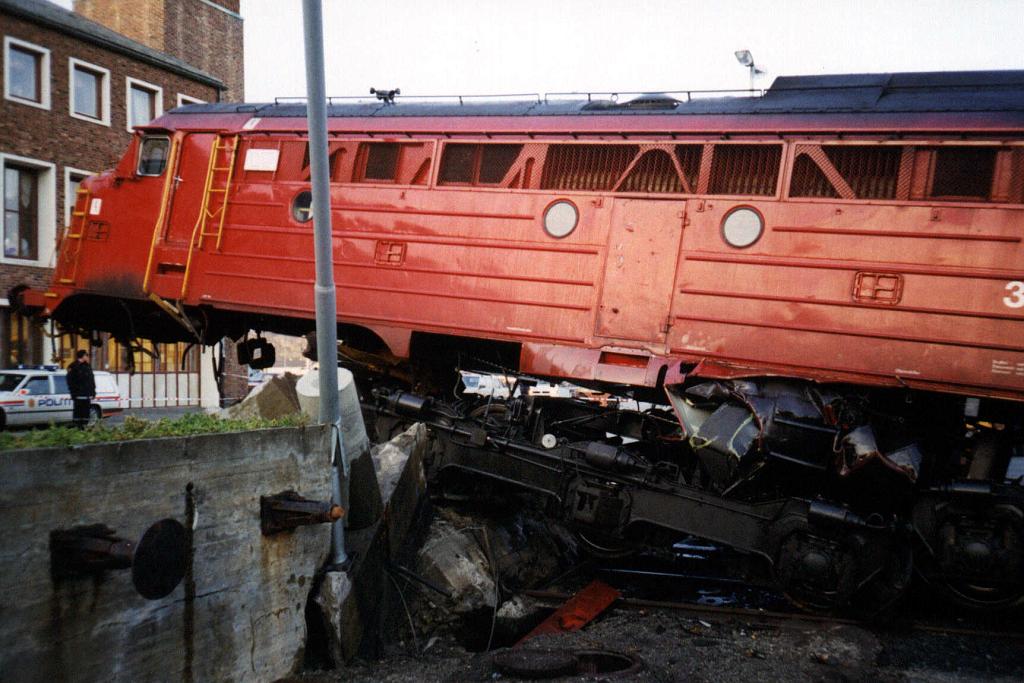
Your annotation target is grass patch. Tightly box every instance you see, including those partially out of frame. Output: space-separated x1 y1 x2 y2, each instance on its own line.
0 411 310 452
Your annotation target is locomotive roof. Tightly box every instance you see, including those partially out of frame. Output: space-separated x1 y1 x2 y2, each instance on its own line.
173 70 1024 120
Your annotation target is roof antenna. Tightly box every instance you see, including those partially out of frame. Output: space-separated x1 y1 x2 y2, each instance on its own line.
370 87 400 104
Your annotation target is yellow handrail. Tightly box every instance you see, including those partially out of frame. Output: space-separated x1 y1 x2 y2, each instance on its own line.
141 136 182 294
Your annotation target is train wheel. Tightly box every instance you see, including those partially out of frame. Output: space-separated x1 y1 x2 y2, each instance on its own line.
914 498 1024 611
847 535 913 618
774 530 858 612
770 504 910 615
468 401 510 428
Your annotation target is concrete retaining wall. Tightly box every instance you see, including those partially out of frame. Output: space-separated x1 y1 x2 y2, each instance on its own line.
0 425 333 682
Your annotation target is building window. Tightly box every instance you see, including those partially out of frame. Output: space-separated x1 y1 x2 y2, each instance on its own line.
1 154 56 267
3 37 50 110
3 164 39 260
126 77 163 131
1 306 44 367
68 58 110 125
176 93 205 107
64 167 93 227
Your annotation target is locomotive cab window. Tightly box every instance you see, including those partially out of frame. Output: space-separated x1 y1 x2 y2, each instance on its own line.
137 137 170 176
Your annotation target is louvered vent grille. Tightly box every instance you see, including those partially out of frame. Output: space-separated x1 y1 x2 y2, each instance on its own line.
479 145 523 184
929 146 997 199
540 144 638 191
789 154 839 198
709 144 782 196
825 146 900 199
618 150 683 193
675 145 703 191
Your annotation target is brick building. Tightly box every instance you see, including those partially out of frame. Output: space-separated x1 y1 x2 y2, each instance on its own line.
0 0 246 406
74 0 243 100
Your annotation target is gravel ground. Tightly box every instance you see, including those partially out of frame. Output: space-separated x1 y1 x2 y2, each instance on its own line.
277 499 1024 683
286 605 1023 682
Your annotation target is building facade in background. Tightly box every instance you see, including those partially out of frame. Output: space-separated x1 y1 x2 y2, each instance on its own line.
74 0 243 100
0 0 246 406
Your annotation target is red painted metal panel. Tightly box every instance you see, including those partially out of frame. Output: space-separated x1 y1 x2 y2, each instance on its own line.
165 133 216 245
596 199 684 343
27 100 1024 406
517 580 620 644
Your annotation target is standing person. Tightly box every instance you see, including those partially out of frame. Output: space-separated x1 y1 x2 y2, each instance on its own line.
66 350 96 429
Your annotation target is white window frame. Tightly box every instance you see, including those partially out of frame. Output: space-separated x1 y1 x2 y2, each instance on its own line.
3 36 51 110
68 57 111 126
63 166 94 228
125 76 163 132
0 152 57 268
176 93 205 107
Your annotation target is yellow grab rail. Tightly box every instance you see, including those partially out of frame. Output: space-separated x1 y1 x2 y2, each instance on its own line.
141 136 182 294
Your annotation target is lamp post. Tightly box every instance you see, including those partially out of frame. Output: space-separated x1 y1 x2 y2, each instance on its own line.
302 0 348 567
734 50 766 91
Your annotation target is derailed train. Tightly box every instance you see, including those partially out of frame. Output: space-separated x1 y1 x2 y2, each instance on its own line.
14 70 1024 613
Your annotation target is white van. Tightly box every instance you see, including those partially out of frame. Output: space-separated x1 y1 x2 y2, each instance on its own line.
0 366 122 428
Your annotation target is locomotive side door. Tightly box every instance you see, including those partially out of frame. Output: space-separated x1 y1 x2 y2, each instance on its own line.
163 133 217 245
595 199 685 343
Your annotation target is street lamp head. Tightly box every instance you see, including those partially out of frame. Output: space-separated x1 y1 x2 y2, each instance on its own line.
734 50 754 67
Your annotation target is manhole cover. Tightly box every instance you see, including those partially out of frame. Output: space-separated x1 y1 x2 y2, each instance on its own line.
574 650 642 676
492 648 642 679
492 649 577 679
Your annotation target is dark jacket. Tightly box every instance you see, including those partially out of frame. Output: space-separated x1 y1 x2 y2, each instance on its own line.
67 361 96 398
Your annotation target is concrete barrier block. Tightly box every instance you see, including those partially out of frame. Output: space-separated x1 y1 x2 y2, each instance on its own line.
0 425 333 683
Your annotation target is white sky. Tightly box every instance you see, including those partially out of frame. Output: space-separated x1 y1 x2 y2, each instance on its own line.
239 0 1024 102
49 0 1024 101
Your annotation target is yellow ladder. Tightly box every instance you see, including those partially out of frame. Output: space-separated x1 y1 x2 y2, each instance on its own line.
181 134 239 298
198 134 239 250
58 187 91 284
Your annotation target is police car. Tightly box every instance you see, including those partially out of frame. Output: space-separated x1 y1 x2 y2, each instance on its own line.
0 365 122 429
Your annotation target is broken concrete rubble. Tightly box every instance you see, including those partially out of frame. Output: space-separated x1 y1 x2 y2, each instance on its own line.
314 422 430 665
220 371 301 420
396 505 578 651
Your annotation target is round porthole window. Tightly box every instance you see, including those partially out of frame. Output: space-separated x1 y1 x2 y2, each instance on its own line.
292 190 313 223
721 207 763 248
543 200 579 238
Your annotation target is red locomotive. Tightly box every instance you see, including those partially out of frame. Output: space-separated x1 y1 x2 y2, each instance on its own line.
16 70 1024 613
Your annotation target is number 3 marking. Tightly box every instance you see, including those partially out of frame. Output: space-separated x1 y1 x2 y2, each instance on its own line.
1005 281 1024 308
